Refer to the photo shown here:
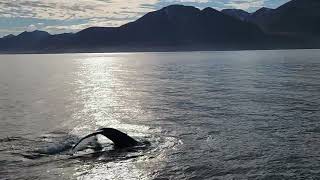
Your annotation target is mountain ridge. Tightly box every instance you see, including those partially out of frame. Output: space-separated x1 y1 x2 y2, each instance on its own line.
0 0 319 53
221 0 320 36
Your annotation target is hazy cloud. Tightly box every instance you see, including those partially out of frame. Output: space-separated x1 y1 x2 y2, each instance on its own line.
225 0 265 10
0 0 158 20
26 24 37 32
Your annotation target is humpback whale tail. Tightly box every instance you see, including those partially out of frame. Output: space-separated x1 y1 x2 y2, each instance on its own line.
72 128 138 150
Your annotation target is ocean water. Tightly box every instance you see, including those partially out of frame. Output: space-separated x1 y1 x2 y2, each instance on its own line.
0 50 319 180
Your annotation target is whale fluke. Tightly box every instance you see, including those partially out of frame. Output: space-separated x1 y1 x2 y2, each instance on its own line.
72 128 138 150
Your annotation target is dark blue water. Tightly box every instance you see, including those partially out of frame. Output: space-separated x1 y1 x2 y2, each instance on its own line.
0 50 320 179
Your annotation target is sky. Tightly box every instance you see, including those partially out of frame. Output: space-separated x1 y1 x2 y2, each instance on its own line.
0 0 290 37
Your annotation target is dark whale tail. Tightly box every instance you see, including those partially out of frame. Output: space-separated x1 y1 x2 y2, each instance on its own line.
72 128 138 150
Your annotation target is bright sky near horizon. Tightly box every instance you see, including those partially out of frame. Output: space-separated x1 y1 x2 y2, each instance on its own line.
0 0 290 37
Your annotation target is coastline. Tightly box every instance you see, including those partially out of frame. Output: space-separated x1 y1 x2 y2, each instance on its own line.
1 46 319 55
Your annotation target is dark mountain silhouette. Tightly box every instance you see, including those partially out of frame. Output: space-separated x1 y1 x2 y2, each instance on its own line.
256 0 320 35
117 6 263 44
221 9 251 21
248 7 274 31
221 7 274 27
0 30 50 51
61 5 264 46
222 0 320 36
220 0 320 48
0 5 265 53
2 34 15 39
222 7 275 33
0 0 320 53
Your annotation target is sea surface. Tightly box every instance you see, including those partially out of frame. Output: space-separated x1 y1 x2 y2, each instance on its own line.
0 50 319 180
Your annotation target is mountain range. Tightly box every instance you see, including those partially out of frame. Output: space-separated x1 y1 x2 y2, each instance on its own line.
0 0 319 53
222 0 320 36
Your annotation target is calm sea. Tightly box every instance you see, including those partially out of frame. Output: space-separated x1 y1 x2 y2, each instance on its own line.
0 50 319 179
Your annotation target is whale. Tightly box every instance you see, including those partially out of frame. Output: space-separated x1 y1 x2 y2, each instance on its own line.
72 128 138 150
